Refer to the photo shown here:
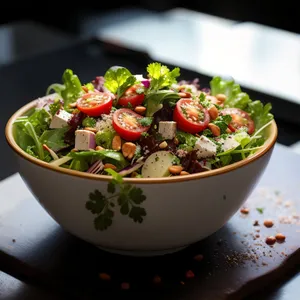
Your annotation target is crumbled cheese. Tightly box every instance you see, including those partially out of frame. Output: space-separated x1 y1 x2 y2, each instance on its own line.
219 136 240 152
158 121 177 140
194 136 217 159
49 109 72 129
176 149 188 158
75 130 96 150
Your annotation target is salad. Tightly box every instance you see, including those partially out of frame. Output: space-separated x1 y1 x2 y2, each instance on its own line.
13 62 274 178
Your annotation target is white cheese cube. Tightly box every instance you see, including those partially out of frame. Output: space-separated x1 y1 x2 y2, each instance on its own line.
194 136 217 159
219 136 240 152
49 109 72 129
75 130 96 151
158 121 177 140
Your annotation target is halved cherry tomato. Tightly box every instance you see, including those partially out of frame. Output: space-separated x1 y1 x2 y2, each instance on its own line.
112 108 150 141
77 91 113 117
173 99 210 134
220 108 255 134
118 84 145 107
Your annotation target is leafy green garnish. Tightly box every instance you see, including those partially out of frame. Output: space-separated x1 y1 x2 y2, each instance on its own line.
68 149 128 170
82 117 96 128
144 91 180 117
27 108 51 136
212 115 232 134
61 69 84 111
176 131 197 147
210 76 274 130
39 127 70 152
198 92 211 108
138 117 153 127
48 98 62 116
256 207 264 214
247 101 273 131
95 130 116 149
13 108 53 161
47 69 84 112
143 63 181 116
85 168 147 230
103 67 136 101
147 62 180 92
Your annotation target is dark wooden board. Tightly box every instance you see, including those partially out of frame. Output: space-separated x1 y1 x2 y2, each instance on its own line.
0 271 63 300
0 144 299 300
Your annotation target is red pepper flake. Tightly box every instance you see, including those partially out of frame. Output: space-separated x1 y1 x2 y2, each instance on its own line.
121 282 130 290
193 254 204 262
99 273 111 281
240 207 249 214
185 270 195 279
153 275 162 284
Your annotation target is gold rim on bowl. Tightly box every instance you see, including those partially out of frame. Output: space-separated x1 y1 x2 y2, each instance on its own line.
5 99 278 184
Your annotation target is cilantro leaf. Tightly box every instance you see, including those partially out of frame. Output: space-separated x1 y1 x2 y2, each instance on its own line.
147 62 180 92
129 206 146 223
86 190 106 214
85 167 147 230
120 203 130 215
103 67 136 100
128 186 146 204
94 214 113 231
138 117 153 127
86 190 114 230
107 181 116 194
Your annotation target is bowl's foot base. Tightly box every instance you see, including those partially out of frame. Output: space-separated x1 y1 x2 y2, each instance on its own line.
96 245 188 257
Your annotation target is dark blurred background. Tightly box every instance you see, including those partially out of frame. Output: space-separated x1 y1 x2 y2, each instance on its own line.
1 1 300 35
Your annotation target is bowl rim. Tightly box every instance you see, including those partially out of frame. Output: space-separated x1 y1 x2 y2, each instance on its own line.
5 98 278 184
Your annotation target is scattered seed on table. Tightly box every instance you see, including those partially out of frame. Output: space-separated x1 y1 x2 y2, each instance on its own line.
193 254 204 262
185 270 195 278
99 273 111 281
153 275 162 284
121 282 130 290
263 219 274 228
265 236 276 245
275 233 286 242
240 208 249 214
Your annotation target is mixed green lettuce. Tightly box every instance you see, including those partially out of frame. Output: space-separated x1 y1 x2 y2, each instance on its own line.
12 62 275 175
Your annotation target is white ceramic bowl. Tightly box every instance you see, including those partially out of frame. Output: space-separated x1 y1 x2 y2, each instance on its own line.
5 99 278 256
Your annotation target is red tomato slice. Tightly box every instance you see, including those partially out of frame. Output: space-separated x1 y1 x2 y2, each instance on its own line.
220 108 255 134
77 92 113 117
173 99 210 134
112 108 150 141
118 84 145 107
